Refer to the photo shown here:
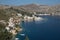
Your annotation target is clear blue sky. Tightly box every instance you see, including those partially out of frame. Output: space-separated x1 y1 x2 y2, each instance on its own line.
0 0 60 6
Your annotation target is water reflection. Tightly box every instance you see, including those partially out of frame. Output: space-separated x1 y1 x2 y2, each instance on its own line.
34 18 48 24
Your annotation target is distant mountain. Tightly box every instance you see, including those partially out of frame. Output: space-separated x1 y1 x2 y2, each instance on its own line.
0 4 60 15
14 4 49 12
17 4 60 14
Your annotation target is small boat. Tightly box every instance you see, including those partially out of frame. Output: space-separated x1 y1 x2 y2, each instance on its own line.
20 34 25 36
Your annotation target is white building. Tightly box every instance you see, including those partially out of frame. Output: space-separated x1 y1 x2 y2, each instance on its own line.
8 17 15 27
17 13 22 17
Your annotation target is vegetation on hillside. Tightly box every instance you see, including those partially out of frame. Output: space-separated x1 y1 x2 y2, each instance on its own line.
0 23 12 40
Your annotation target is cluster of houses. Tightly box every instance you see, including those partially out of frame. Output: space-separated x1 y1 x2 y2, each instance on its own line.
24 15 43 21
5 14 22 35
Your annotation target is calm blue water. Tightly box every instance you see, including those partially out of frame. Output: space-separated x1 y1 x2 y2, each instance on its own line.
16 16 60 40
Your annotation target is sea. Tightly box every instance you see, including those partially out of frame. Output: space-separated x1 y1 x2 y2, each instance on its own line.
16 16 60 40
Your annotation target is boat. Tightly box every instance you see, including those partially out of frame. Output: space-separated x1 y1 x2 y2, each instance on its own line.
20 34 25 36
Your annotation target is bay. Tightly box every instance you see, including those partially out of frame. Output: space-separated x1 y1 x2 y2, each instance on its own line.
16 16 60 40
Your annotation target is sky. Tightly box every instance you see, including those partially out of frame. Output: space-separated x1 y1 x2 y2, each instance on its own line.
0 0 60 6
